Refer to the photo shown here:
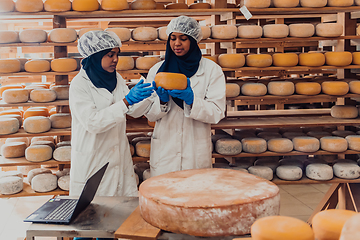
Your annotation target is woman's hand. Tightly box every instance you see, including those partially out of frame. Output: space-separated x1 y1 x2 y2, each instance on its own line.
153 81 170 103
168 78 194 105
125 79 154 105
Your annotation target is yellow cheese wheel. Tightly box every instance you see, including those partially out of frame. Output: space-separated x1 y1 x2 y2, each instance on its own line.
25 145 53 162
15 0 43 12
345 135 360 151
312 210 357 240
327 0 354 6
0 84 24 97
0 118 19 135
51 58 77 72
78 28 103 38
0 59 21 73
241 138 267 153
154 72 187 90
0 114 22 127
25 59 51 73
1 142 27 158
189 2 211 9
321 81 349 95
135 56 161 70
0 30 19 43
135 140 151 157
19 29 47 43
201 26 211 40
156 3 165 9
300 0 327 7
157 27 167 41
226 83 240 97
44 0 71 12
331 105 358 119
101 0 129 10
23 116 51 134
325 52 352 66
0 109 23 117
24 108 49 119
241 83 267 96
356 0 360 5
320 136 348 152
349 80 360 94
49 28 77 43
295 82 321 95
267 81 295 96
246 54 272 67
340 214 360 240
263 24 289 38
218 54 245 68
30 89 57 103
267 138 293 153
352 52 360 65
211 25 238 39
165 3 188 9
316 23 343 37
147 120 155 128
238 25 262 39
240 0 271 8
132 27 157 41
50 85 69 100
292 136 320 152
31 140 55 151
2 89 29 104
272 53 298 67
72 0 99 11
24 84 48 93
0 0 15 12
289 23 315 37
203 55 218 64
251 216 314 240
105 28 131 42
299 52 325 67
116 56 135 70
31 136 54 144
130 0 156 10
50 113 71 129
5 137 30 147
272 0 299 7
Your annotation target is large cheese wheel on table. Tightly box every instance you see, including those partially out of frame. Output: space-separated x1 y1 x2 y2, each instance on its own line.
101 0 129 10
0 0 15 12
211 25 237 39
154 72 187 90
15 0 43 12
300 0 327 7
0 30 19 43
316 23 343 37
263 24 289 38
239 0 271 8
295 82 321 95
331 105 358 119
2 89 29 104
325 52 352 66
327 0 354 6
218 54 245 68
246 54 272 67
289 23 315 37
0 59 21 73
272 0 299 7
25 59 51 73
19 29 47 43
321 81 349 95
49 28 77 43
51 58 77 72
130 0 156 10
44 0 71 12
132 27 157 41
72 0 99 11
0 118 19 135
106 28 131 42
238 25 262 39
139 168 280 237
116 56 135 70
272 53 298 67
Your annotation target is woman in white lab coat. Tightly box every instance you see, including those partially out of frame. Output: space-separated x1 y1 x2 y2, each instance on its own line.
69 30 154 203
144 16 226 177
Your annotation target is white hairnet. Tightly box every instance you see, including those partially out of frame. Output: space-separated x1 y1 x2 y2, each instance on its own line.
77 30 122 58
166 15 203 43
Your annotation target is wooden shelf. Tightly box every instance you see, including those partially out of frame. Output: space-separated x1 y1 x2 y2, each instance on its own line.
0 71 78 77
0 157 70 167
0 181 68 198
0 100 69 108
0 128 71 139
126 118 153 133
272 176 360 185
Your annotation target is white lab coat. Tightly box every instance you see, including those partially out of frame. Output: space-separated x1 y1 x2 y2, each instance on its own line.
69 68 152 197
143 57 226 177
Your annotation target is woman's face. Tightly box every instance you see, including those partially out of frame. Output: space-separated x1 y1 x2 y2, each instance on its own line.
101 47 119 72
169 32 191 56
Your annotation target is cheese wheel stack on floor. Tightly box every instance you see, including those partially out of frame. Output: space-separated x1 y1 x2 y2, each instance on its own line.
139 168 280 236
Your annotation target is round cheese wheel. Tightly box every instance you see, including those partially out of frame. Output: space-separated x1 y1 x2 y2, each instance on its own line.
332 130 355 138
240 0 271 8
0 109 23 117
320 136 348 152
0 0 15 12
49 113 71 129
0 59 21 73
78 28 103 38
201 26 211 40
226 83 240 97
340 214 360 240
246 54 272 67
189 2 211 9
263 24 289 38
218 54 245 68
1 142 27 158
23 116 51 133
25 59 51 73
50 85 69 100
0 115 22 127
251 215 314 240
135 56 161 70
0 30 19 43
267 138 293 153
5 137 30 147
154 72 187 90
333 162 360 179
165 3 188 9
25 145 53 162
352 52 360 65
19 29 47 43
44 0 71 12
31 173 57 192
139 168 280 236
306 163 333 180
0 118 19 135
276 165 302 181
157 27 167 41
345 135 360 151
272 0 299 7
267 81 295 96
130 0 156 10
241 82 267 96
51 58 77 72
289 23 315 37
321 81 349 95
31 136 54 144
105 28 131 42
248 166 273 180
215 138 242 155
15 0 43 12
72 0 99 11
331 105 358 119
0 176 23 195
307 131 331 139
299 52 325 66
257 132 282 141
295 82 321 95
241 138 267 153
211 25 238 39
356 0 360 4
237 25 262 39
203 55 218 63
327 0 354 6
27 168 52 184
101 0 128 10
30 89 57 103
132 27 157 41
0 171 23 179
316 23 343 37
58 175 70 191
55 168 70 179
300 0 327 7
116 56 135 71
24 108 49 119
53 146 71 161
2 89 29 104
0 85 24 97
135 140 151 157
292 136 320 152
325 52 352 67
31 140 55 151
56 141 71 148
49 28 77 43
272 53 298 67
313 210 357 240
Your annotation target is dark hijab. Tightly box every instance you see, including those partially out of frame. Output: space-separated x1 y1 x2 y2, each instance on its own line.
157 33 202 108
81 48 117 93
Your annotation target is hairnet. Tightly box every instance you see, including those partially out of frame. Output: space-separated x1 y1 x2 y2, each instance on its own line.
166 15 203 42
77 30 122 58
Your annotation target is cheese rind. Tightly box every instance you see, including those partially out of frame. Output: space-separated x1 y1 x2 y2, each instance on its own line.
340 214 360 240
237 25 262 39
215 138 242 155
25 145 53 162
201 26 211 40
240 0 271 8
132 27 157 41
23 116 51 134
0 176 23 195
0 118 19 135
19 29 47 43
292 136 320 152
267 138 293 153
300 0 327 7
1 142 27 158
157 27 168 41
72 0 99 11
130 0 156 9
272 0 299 7
333 162 360 179
101 0 129 10
154 72 187 90
0 59 21 73
2 89 29 104
44 0 72 12
246 54 272 67
241 83 267 96
0 0 15 12
24 59 51 73
276 165 302 181
0 30 19 43
295 82 321 95
135 56 161 70
320 136 348 153
53 146 71 161
263 24 289 38
327 0 354 6
267 81 295 96
31 173 57 192
226 83 240 97
50 113 71 129
218 54 245 68
299 52 325 67
321 81 349 95
50 85 69 100
106 28 131 42
306 163 333 181
51 58 78 72
58 175 70 191
15 0 43 12
289 23 315 37
331 105 358 119
248 166 273 180
49 28 77 42
211 25 238 39
272 53 298 67
27 168 52 184
316 23 343 37
325 52 352 67
135 140 151 157
241 138 267 153
30 89 57 103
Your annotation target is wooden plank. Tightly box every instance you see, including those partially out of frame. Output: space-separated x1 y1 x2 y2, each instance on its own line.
114 206 161 240
0 100 69 108
0 181 68 198
0 128 72 138
227 109 331 117
0 156 70 167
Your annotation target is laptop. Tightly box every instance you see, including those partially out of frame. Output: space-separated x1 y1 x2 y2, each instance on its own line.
24 162 109 224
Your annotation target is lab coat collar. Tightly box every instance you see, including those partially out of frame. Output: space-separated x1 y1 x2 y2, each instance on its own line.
80 68 115 102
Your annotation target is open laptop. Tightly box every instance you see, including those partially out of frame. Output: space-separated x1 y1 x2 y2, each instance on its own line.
24 162 109 224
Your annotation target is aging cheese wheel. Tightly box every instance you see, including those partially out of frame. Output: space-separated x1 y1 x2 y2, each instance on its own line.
189 2 211 8
276 165 302 181
50 85 69 100
272 53 298 67
0 118 19 135
352 52 360 65
72 0 99 11
30 89 57 103
132 27 157 41
211 25 238 39
19 29 47 43
237 25 262 39
218 54 245 68
130 0 156 10
51 58 77 72
333 162 360 179
31 173 57 192
325 52 352 66
312 210 357 240
27 168 52 184
356 0 360 4
53 146 71 161
135 56 161 70
0 109 23 117
307 131 331 139
331 105 358 119
316 23 343 37
78 28 103 38
1 142 27 158
203 55 218 63
0 176 23 195
327 0 354 6
292 136 320 152
300 0 327 7
246 54 272 67
49 28 77 43
0 115 22 127
157 27 167 41
24 108 49 119
0 30 19 43
116 56 135 70
55 168 70 179
241 82 267 96
340 214 360 240
240 0 271 8
50 113 71 128
56 141 71 148
58 175 70 191
295 82 321 95
0 59 21 73
139 168 280 236
25 145 53 162
272 0 299 7
0 171 23 179
215 138 242 155
251 215 314 240
23 116 51 133
267 81 294 96
5 137 30 147
241 138 267 153
257 132 282 141
332 130 355 138
321 81 349 95
306 163 333 181
105 28 131 42
15 0 43 12
320 136 348 152
201 26 211 40
44 0 71 12
31 140 55 151
154 72 187 90
345 135 360 151
31 136 54 144
289 23 315 37
165 3 188 9
248 166 273 180
135 140 151 157
267 138 293 153
25 59 51 73
49 108 57 116
263 24 289 38
2 89 29 104
101 0 128 10
0 0 15 12
299 52 325 66
226 83 240 97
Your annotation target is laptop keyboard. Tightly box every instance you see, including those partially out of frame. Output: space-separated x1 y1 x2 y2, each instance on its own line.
44 199 78 221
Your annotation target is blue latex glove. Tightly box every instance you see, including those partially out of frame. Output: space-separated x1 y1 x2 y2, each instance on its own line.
152 81 169 103
125 79 154 105
168 78 194 105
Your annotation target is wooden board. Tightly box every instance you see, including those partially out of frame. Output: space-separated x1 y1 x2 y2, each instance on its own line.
114 206 161 240
0 156 70 167
0 99 69 107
